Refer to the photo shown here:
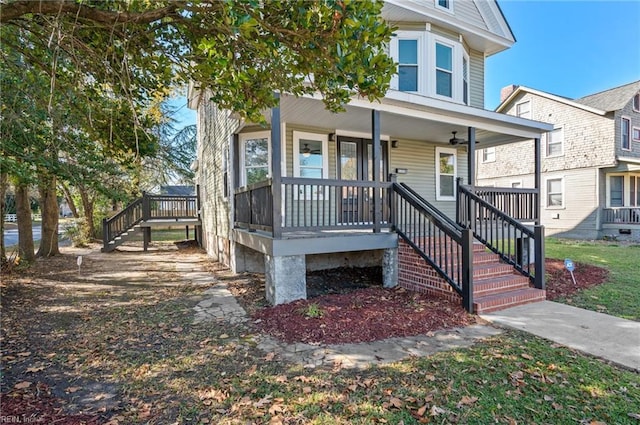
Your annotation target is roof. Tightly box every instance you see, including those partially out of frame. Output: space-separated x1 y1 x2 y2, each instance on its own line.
160 185 196 196
574 80 640 112
496 86 607 116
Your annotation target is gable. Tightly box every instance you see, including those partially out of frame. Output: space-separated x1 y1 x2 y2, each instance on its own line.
574 80 640 113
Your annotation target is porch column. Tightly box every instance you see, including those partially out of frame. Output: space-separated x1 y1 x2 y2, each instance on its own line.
265 254 306 305
467 127 476 187
534 137 541 225
271 93 283 238
372 109 381 233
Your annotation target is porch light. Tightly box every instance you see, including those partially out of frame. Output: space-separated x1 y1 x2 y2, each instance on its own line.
391 140 399 148
302 144 311 157
328 132 335 142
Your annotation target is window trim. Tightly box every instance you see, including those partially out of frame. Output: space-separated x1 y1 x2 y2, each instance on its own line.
482 147 496 163
462 51 470 105
544 176 565 210
435 0 454 13
292 131 329 178
621 116 631 151
606 173 640 207
390 31 425 94
516 100 531 119
431 35 461 101
545 126 564 158
435 146 457 201
633 126 640 142
239 131 271 187
633 93 640 112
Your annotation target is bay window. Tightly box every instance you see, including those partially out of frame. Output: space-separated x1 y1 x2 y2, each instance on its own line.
435 42 453 97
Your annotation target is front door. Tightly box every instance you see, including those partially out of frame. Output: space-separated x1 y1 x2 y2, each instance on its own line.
337 137 388 223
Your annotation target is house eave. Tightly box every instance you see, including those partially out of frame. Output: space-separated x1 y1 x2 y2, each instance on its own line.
496 86 608 116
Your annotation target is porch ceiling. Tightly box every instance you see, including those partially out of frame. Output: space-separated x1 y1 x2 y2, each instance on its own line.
279 93 553 148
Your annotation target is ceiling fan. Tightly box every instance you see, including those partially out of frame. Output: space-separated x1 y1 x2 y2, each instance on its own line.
449 131 478 146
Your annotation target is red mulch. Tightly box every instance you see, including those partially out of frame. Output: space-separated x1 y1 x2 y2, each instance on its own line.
545 259 609 301
0 384 101 425
252 286 477 345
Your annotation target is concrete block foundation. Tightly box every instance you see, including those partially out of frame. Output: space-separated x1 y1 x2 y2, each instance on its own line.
265 254 307 305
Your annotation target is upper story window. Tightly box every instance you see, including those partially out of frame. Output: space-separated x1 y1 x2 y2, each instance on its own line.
622 117 630 150
398 40 419 92
240 132 270 186
546 127 564 157
390 31 466 104
633 93 640 112
633 127 640 142
516 100 531 119
482 147 495 163
435 0 453 12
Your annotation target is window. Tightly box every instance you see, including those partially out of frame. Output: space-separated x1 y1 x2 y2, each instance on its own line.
240 132 269 186
609 175 624 207
631 175 640 207
398 39 419 92
435 42 453 97
546 177 564 208
293 132 328 179
435 0 453 11
436 147 457 201
482 147 495 163
462 54 469 105
546 127 564 157
633 93 640 112
633 127 640 142
516 100 531 119
622 117 630 150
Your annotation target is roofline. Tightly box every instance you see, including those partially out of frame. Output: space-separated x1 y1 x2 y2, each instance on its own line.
384 0 514 56
496 86 607 116
577 79 640 100
494 0 516 43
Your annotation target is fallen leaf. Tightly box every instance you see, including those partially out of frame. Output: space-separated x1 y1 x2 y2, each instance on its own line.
14 381 31 389
253 394 273 408
274 375 287 383
521 353 533 360
628 413 640 419
543 395 554 402
170 326 183 333
551 402 563 410
389 397 403 409
416 405 428 416
457 395 478 408
66 386 82 393
302 387 312 394
219 333 229 339
430 405 445 416
25 366 46 373
265 352 276 361
268 403 284 415
246 365 257 375
269 416 284 425
17 351 32 357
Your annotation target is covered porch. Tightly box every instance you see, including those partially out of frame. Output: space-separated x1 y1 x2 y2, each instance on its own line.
231 92 553 309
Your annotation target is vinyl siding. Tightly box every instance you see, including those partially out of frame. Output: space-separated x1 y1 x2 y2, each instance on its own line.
454 0 487 29
390 138 468 219
469 49 484 108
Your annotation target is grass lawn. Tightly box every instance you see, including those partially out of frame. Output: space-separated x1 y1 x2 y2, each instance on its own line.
545 238 640 321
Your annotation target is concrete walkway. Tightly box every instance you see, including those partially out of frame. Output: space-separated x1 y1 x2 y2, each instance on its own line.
482 301 640 372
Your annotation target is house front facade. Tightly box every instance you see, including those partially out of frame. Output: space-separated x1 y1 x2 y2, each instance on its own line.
477 81 640 241
190 0 553 313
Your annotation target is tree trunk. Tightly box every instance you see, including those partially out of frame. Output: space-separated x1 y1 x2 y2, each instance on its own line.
59 182 79 218
36 174 60 257
0 172 8 269
78 186 96 239
15 183 35 263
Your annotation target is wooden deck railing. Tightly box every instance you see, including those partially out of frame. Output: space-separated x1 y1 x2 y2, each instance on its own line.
602 207 640 224
103 193 198 251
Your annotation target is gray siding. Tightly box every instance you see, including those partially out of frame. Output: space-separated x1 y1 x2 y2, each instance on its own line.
195 96 239 262
469 49 484 108
614 98 640 159
454 0 487 30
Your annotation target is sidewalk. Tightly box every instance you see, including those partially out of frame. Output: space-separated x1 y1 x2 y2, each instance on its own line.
481 301 640 372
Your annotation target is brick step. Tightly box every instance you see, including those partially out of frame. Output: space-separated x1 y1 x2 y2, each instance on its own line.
473 252 500 265
473 287 546 314
473 274 531 297
473 262 516 279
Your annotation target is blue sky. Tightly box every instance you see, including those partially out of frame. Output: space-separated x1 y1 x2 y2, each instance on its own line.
486 0 640 109
170 0 640 127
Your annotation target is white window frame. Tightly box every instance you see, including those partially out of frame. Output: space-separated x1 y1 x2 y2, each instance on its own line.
239 131 270 187
544 176 565 209
431 35 461 101
633 93 640 112
390 31 425 94
606 174 625 207
545 126 564 158
482 147 496 163
633 126 640 142
435 0 454 13
462 51 470 105
516 100 531 119
435 146 457 201
293 131 329 200
621 116 631 151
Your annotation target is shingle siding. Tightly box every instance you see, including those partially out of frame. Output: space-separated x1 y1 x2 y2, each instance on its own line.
615 98 640 159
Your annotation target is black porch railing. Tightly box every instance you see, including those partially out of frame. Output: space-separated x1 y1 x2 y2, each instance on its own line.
233 178 393 233
392 183 474 312
472 186 539 223
102 192 199 251
457 181 545 290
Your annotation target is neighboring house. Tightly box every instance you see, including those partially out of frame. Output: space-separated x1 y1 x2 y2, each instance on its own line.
160 185 197 196
477 81 640 241
189 0 554 313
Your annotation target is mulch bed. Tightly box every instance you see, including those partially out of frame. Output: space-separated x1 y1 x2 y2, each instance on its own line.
229 261 610 345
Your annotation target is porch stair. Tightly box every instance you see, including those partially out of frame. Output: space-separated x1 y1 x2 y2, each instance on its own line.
103 225 142 252
470 244 546 314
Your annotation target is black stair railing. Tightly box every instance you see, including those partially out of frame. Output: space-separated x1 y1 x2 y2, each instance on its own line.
392 183 474 312
457 180 545 290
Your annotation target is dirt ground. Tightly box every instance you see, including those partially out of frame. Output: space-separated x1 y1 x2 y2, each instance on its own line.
0 243 609 423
